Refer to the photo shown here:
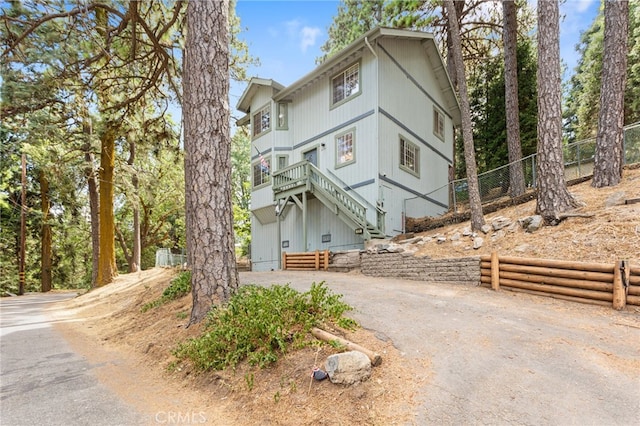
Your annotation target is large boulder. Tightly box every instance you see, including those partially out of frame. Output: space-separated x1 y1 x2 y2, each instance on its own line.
325 351 371 385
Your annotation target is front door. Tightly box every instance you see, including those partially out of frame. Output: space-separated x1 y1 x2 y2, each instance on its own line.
303 148 318 167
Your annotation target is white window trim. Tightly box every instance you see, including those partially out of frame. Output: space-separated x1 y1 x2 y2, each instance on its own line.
433 107 445 141
252 156 271 189
331 62 361 108
335 128 355 168
276 102 288 130
253 103 271 138
399 136 420 177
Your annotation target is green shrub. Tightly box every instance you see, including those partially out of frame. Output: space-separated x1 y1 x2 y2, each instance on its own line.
141 271 191 312
174 281 356 371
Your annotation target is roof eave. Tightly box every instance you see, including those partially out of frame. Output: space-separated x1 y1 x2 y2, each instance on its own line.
236 78 285 113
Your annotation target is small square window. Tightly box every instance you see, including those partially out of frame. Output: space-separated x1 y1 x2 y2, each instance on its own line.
331 63 360 105
282 240 289 248
400 137 419 176
336 130 355 166
433 108 445 141
253 104 271 137
322 234 331 243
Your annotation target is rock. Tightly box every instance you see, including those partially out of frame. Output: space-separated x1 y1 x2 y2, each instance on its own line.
325 351 371 385
422 237 433 244
515 244 531 253
436 236 447 244
491 230 506 242
385 244 404 253
398 237 423 245
526 215 543 233
450 232 461 241
481 224 492 234
473 237 484 249
462 227 473 236
519 215 543 233
391 233 414 242
491 216 512 231
507 222 520 233
605 191 626 208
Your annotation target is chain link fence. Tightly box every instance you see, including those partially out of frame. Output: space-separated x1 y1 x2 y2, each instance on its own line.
155 248 187 267
405 121 640 218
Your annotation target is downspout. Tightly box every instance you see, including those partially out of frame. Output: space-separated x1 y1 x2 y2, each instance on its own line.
277 201 282 269
365 36 382 235
365 37 377 58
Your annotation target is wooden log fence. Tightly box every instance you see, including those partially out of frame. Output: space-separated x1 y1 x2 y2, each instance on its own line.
282 250 330 271
480 252 638 310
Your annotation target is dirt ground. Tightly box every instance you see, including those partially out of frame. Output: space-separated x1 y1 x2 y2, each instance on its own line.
49 169 640 425
52 269 417 425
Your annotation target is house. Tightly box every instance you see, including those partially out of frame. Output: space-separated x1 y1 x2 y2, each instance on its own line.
236 27 462 272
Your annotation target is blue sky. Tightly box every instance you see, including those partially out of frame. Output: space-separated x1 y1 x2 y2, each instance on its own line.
232 0 601 115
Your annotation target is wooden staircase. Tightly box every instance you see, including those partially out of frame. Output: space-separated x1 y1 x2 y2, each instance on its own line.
272 161 385 240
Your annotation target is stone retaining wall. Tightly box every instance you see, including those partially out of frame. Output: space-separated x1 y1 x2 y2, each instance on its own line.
360 252 481 285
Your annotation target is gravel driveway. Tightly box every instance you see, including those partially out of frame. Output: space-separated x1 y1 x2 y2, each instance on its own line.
240 270 640 425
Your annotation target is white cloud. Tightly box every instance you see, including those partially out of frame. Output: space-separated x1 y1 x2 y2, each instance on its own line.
575 0 596 13
300 26 322 53
285 19 301 38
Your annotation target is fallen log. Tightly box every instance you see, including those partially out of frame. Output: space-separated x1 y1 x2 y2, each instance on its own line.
311 327 382 366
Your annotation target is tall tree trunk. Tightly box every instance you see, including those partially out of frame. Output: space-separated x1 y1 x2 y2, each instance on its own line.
83 143 100 288
40 171 52 292
19 153 26 295
96 126 117 286
184 0 239 325
445 0 465 91
503 0 526 197
444 0 485 231
535 0 578 224
128 139 141 272
131 175 141 272
592 0 629 188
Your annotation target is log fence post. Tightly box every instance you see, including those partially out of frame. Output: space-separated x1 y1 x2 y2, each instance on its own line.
491 251 500 291
612 260 627 310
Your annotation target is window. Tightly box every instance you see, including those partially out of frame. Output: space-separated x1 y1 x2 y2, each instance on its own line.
253 104 271 137
336 130 355 166
252 156 271 188
276 102 288 130
400 137 419 176
331 63 360 105
433 108 445 141
277 155 289 170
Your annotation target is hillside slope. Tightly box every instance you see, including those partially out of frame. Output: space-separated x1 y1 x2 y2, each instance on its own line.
410 167 640 264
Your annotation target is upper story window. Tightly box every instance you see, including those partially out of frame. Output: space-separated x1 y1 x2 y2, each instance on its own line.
433 107 445 141
331 63 360 106
252 156 271 188
276 102 288 130
336 129 355 167
253 104 271 137
400 136 419 177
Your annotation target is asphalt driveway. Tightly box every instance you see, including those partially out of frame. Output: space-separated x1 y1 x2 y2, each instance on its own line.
240 270 640 425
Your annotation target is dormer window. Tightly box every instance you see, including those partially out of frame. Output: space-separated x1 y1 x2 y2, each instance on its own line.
253 104 271 137
331 63 360 106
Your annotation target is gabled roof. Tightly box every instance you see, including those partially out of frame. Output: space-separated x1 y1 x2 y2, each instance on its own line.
237 27 462 126
236 78 285 113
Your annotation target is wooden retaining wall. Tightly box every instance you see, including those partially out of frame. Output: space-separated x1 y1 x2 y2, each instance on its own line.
282 250 330 271
480 252 639 309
